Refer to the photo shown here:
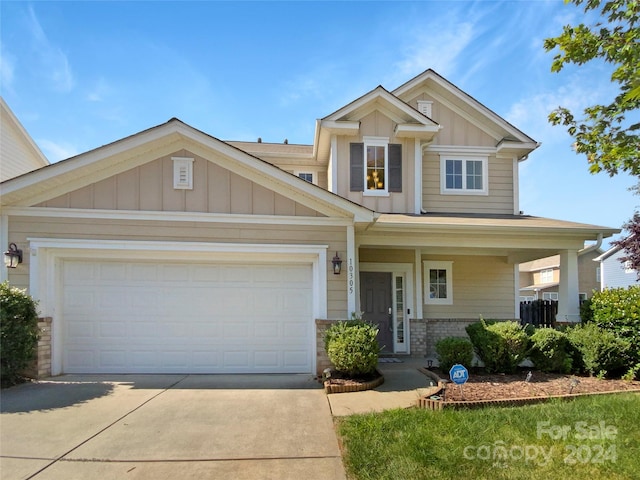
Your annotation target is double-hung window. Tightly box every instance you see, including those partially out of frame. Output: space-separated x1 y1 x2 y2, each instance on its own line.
423 261 453 305
440 155 488 195
540 268 554 283
366 139 387 193
350 138 402 194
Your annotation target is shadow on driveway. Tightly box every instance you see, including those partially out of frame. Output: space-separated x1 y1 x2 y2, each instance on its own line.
1 373 321 414
1 381 115 414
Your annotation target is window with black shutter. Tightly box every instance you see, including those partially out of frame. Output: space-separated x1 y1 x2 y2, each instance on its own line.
350 139 402 194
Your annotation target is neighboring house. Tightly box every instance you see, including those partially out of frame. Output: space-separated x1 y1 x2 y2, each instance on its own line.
519 246 602 302
0 69 619 377
594 243 639 290
0 98 49 182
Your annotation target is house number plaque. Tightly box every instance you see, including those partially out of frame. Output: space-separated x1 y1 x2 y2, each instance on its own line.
348 257 354 294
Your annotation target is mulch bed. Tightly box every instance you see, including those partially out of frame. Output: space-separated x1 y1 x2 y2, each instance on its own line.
441 371 640 402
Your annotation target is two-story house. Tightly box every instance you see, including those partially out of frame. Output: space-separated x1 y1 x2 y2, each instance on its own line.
519 246 602 302
0 69 618 377
594 243 639 290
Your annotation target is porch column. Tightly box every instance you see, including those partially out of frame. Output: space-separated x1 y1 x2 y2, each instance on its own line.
347 225 357 315
0 215 8 283
557 249 580 323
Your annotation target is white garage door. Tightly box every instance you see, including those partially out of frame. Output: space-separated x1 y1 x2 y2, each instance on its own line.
61 259 314 374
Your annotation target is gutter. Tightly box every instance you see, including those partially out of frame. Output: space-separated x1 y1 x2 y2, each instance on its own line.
578 233 603 256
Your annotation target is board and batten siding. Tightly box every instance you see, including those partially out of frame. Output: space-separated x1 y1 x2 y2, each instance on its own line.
404 93 496 147
423 255 515 319
6 216 348 319
36 151 323 217
421 153 514 214
335 111 415 214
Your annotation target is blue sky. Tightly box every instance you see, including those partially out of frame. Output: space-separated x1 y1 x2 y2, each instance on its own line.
1 1 637 247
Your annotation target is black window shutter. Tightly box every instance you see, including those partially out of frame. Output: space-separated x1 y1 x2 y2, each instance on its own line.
350 143 364 192
389 143 402 192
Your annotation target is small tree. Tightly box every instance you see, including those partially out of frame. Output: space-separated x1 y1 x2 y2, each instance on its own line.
0 282 39 387
544 0 640 178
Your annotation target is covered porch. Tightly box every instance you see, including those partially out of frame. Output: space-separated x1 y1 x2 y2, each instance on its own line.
347 213 618 356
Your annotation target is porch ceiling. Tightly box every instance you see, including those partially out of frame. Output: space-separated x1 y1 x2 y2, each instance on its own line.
356 213 620 264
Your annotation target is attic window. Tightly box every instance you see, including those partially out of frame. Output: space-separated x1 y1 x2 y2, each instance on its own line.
417 100 433 118
172 157 194 190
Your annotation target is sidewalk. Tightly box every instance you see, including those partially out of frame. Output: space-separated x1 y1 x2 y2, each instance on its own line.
327 357 440 416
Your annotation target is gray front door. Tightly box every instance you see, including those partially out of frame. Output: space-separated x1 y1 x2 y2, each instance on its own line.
360 272 393 353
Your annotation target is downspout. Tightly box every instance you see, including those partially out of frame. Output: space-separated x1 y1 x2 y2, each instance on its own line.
578 233 603 256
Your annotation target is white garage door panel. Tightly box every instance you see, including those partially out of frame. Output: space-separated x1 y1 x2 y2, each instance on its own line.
62 260 313 374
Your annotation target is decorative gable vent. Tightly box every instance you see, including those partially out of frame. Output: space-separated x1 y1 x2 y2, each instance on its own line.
172 156 194 190
417 100 433 118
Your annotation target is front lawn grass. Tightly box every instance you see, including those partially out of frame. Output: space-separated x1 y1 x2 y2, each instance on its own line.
336 393 640 480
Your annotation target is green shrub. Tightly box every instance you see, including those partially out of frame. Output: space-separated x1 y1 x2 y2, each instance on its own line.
435 337 474 372
567 322 630 377
324 320 380 376
579 297 594 323
589 286 640 367
622 363 640 381
465 320 504 373
528 328 573 373
0 282 39 387
465 320 530 373
488 321 531 373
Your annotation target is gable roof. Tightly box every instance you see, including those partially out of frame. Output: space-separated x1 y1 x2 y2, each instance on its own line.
594 244 624 262
314 85 441 161
393 69 539 159
0 118 374 222
1 97 49 181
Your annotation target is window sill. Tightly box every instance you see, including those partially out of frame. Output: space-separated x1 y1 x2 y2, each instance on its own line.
441 189 488 196
425 299 453 305
363 190 390 197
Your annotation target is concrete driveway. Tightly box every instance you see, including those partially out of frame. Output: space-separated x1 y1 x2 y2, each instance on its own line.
0 374 346 480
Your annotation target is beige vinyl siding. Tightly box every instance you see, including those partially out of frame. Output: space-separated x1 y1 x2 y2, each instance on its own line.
1 107 48 182
578 251 600 298
7 216 348 319
335 111 415 214
422 153 514 214
36 150 325 217
533 269 559 285
0 141 45 181
423 255 515 319
359 248 415 264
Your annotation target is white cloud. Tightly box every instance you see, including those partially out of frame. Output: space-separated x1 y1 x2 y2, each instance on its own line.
0 48 15 91
394 21 476 81
38 139 78 162
27 6 75 93
505 71 617 143
86 77 112 102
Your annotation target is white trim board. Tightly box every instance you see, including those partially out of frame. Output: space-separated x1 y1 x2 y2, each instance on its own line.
28 238 329 375
359 262 414 354
5 206 356 227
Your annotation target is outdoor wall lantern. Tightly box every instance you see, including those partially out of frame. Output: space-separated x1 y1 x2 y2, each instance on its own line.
332 252 342 275
4 243 23 268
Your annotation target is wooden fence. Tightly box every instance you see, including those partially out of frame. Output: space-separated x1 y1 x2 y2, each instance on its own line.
520 300 558 328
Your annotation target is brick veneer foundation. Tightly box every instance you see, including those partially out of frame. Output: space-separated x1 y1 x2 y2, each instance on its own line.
315 319 335 377
21 317 52 379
